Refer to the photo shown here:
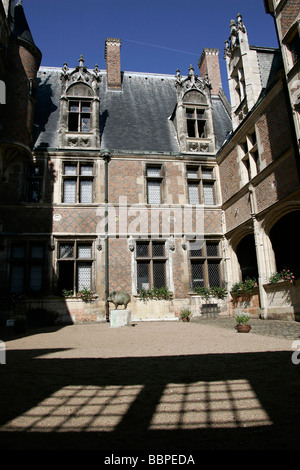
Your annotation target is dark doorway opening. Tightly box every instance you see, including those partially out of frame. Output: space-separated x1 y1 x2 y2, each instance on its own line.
269 211 300 278
236 233 258 281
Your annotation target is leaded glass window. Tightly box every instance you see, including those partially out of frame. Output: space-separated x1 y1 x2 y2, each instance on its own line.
57 240 94 295
68 100 91 132
146 166 162 204
10 242 46 293
26 163 44 202
190 240 221 288
203 183 215 205
136 240 167 290
187 165 216 205
62 162 94 203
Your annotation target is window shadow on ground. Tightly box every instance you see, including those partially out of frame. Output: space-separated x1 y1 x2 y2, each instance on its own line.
0 348 299 451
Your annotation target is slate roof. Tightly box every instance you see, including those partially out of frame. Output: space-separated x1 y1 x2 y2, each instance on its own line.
33 67 232 154
251 46 282 89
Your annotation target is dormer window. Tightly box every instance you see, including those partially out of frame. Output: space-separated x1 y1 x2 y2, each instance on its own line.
68 100 91 133
186 108 206 138
174 67 215 153
59 57 101 148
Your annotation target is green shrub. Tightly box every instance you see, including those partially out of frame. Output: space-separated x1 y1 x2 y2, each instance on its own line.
137 286 172 300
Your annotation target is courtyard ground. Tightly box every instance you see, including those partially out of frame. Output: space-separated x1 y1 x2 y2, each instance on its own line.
1 317 300 452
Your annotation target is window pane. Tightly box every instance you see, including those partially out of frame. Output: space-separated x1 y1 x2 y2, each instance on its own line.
64 164 77 176
81 103 91 113
136 242 149 257
148 180 161 204
59 244 74 258
30 265 43 291
77 263 91 291
28 164 43 177
189 241 203 257
191 261 204 288
31 245 44 259
197 120 206 138
187 120 196 137
27 180 41 202
206 242 219 257
12 245 25 259
187 168 198 179
69 101 79 112
80 180 92 203
10 265 24 293
80 165 93 176
203 183 215 205
147 167 161 177
81 115 90 132
137 262 150 289
153 261 166 288
202 168 213 179
152 242 165 257
64 179 76 203
188 183 200 205
186 109 194 119
68 113 79 131
77 244 92 258
208 261 220 287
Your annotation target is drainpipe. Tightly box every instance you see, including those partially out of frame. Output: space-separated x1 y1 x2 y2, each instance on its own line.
102 150 111 321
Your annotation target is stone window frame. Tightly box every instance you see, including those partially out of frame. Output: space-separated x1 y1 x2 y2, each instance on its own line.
25 160 46 203
9 240 47 294
131 237 174 295
238 128 260 185
135 239 168 291
186 107 207 139
282 21 300 72
55 238 95 295
68 98 92 133
186 164 217 206
231 60 246 109
146 164 164 204
189 238 222 289
61 160 95 204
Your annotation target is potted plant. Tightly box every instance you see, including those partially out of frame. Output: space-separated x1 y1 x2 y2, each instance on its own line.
180 308 192 322
235 312 251 333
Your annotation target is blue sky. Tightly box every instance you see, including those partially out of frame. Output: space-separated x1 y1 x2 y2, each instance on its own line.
24 0 278 98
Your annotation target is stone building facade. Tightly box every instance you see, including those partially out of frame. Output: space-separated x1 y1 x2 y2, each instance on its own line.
0 0 299 324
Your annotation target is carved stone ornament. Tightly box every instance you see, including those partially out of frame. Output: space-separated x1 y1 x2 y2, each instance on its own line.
224 13 246 58
60 55 101 95
175 65 211 103
128 236 135 252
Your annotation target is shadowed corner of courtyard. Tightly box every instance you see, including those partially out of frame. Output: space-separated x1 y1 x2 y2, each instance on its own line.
1 343 300 452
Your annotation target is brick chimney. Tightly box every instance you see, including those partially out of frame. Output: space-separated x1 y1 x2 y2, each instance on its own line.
198 48 222 95
105 38 122 90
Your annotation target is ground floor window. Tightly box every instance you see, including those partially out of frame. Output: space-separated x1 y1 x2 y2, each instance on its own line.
10 241 46 293
136 240 167 290
190 239 221 288
57 240 94 294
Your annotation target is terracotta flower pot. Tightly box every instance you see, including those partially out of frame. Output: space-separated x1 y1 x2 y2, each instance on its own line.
235 324 251 333
182 317 190 322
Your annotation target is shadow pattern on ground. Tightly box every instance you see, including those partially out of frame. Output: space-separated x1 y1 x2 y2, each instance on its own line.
1 346 300 451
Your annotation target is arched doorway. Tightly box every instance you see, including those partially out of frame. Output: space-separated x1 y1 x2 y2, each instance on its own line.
269 211 300 278
236 233 258 281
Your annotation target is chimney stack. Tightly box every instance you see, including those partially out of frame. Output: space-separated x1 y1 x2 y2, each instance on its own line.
198 48 222 95
105 38 122 90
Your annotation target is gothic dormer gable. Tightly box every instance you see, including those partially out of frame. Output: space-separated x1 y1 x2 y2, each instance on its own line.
175 65 211 104
173 65 215 154
58 56 101 149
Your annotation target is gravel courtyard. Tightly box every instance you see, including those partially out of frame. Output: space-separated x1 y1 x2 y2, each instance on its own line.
1 318 300 451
